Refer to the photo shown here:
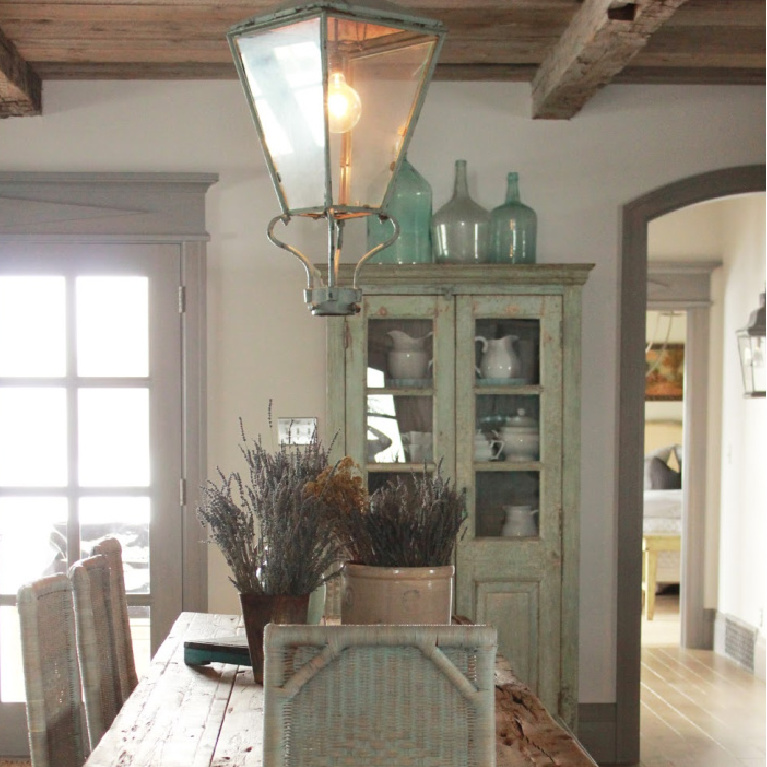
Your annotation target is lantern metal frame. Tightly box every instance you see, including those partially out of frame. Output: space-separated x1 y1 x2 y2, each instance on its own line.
228 0 446 315
736 291 766 398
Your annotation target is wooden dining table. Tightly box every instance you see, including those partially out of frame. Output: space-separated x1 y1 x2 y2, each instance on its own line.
83 612 597 767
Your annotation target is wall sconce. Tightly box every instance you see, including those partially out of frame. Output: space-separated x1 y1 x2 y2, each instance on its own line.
736 291 766 398
228 1 445 315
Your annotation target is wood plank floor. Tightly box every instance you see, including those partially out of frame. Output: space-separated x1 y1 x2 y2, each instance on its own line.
640 592 766 767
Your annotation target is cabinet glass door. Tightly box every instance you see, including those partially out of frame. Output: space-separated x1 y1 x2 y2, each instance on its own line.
455 294 563 711
344 294 454 493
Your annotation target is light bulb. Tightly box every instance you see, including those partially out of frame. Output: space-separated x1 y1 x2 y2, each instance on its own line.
327 72 361 134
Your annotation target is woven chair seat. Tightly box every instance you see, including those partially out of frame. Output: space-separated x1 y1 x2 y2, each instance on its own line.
263 624 497 767
17 574 88 767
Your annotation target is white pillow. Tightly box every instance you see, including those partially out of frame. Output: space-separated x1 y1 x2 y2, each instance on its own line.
643 446 673 490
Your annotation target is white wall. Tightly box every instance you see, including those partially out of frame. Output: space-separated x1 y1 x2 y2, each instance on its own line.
717 195 766 672
0 80 763 701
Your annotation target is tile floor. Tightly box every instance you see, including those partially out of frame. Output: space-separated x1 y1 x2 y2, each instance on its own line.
640 591 766 767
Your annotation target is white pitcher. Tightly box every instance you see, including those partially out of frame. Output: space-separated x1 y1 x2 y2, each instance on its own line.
387 330 432 351
475 334 521 379
501 505 539 537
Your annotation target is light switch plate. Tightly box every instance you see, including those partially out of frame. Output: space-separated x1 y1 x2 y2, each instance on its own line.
277 417 317 445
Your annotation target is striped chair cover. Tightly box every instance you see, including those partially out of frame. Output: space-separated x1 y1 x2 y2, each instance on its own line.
17 574 88 767
69 555 122 749
90 537 138 703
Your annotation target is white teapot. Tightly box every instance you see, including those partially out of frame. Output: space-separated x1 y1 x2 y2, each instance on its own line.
499 408 539 462
475 334 522 380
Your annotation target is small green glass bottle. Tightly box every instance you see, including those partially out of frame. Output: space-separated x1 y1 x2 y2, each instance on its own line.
367 157 432 264
489 172 537 264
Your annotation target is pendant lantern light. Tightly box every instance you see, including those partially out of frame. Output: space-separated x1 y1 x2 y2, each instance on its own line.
228 0 445 315
736 291 766 398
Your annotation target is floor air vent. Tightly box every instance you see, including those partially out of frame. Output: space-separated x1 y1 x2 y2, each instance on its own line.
724 617 756 672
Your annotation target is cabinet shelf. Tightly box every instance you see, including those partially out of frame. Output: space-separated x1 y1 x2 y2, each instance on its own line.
368 387 434 396
473 461 541 471
473 384 542 395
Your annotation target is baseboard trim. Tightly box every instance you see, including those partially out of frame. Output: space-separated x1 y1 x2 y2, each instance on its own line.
578 703 617 765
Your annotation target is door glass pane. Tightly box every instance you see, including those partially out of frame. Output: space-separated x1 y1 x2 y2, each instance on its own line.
78 389 149 486
0 277 66 377
368 319 433 387
0 498 69 593
367 392 433 465
0 389 67 486
0 606 24 702
475 472 540 538
477 394 540 463
77 276 149 377
475 318 539 385
80 497 150 595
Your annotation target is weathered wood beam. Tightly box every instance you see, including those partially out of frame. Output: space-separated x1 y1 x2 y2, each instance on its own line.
0 24 41 118
532 0 691 120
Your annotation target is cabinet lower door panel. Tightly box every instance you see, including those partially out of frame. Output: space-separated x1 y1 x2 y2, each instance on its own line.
456 550 562 717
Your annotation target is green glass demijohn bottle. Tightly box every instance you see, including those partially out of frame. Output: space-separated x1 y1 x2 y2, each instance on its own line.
366 156 432 264
489 172 537 264
431 159 490 263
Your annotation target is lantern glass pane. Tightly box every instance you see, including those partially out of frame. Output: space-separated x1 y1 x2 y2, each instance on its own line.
235 18 327 211
740 334 766 395
327 17 439 210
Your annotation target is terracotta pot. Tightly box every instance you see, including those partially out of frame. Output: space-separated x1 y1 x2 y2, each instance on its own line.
340 562 454 625
239 592 310 683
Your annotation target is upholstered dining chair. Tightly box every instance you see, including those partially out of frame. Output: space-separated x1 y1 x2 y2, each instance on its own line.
262 624 498 767
69 554 121 750
17 574 88 767
90 537 138 703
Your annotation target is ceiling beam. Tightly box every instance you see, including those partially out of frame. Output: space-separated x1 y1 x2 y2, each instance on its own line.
531 0 690 120
0 24 41 118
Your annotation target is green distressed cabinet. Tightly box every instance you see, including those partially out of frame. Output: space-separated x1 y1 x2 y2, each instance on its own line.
325 263 592 730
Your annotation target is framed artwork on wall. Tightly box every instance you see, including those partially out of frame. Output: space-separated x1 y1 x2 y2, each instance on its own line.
645 343 685 401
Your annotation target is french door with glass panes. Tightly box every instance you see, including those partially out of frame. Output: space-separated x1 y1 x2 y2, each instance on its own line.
0 243 184 756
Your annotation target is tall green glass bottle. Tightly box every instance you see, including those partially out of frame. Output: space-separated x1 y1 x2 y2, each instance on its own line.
367 157 432 264
431 159 490 263
489 172 537 264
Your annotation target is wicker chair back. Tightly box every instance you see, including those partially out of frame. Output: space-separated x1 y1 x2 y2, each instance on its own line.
90 537 138 702
262 624 497 767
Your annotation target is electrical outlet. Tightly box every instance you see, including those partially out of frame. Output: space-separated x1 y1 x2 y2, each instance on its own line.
277 417 317 445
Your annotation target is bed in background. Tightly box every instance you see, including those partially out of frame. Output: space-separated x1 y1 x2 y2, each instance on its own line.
642 426 683 620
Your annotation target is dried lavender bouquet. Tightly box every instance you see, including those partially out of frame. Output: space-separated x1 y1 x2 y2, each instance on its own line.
197 411 363 596
339 463 467 568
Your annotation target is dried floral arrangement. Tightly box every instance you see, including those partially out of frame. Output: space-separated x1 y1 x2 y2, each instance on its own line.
338 464 467 568
197 405 364 596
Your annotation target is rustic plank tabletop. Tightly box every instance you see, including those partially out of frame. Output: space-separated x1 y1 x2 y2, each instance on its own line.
83 612 597 767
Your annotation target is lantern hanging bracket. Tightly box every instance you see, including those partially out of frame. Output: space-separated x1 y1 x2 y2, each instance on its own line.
353 213 400 288
266 210 400 316
267 213 321 290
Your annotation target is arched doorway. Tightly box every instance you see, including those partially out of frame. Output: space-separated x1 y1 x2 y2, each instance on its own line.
614 165 765 763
